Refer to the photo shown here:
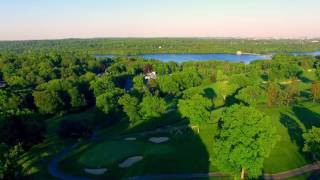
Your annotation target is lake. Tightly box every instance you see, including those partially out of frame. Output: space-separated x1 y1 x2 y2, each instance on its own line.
96 51 320 63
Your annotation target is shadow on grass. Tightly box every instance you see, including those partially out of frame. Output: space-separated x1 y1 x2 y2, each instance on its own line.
292 106 320 129
299 75 313 84
113 127 211 180
280 113 314 162
56 111 210 180
280 113 304 149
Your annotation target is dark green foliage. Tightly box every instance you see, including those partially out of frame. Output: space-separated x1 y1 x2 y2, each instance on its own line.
90 76 116 97
236 85 266 106
157 75 180 95
303 127 320 159
1 38 320 55
139 95 166 120
316 67 320 80
96 91 120 114
118 94 140 125
33 90 64 114
172 70 202 90
58 119 92 139
178 94 212 125
0 114 46 149
0 144 24 180
68 87 87 110
133 75 149 94
213 105 277 179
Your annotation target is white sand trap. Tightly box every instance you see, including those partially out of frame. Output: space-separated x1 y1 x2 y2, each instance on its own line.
118 156 143 168
149 137 169 144
84 168 107 175
125 137 136 141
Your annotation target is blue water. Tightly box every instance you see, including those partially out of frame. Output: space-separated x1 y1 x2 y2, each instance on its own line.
140 53 271 63
96 51 320 63
291 51 320 56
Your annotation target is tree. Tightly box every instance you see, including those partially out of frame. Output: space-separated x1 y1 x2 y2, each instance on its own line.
133 75 149 94
284 80 300 106
303 127 320 160
68 87 87 110
157 76 180 95
118 94 140 125
178 94 212 130
0 90 8 111
213 105 277 179
0 114 46 149
236 85 266 106
58 119 92 139
90 76 116 97
0 144 24 180
266 82 283 107
212 82 238 106
316 67 320 80
96 91 120 114
139 95 166 120
172 70 202 90
311 81 320 103
33 90 64 114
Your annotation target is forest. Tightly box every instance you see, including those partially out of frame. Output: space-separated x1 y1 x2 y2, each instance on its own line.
0 39 320 180
1 38 320 55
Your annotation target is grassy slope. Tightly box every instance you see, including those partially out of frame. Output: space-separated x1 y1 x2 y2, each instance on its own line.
19 108 99 179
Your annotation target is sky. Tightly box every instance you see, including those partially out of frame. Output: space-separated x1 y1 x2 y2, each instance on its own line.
1 0 320 40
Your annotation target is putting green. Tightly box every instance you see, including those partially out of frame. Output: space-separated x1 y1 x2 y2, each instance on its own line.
77 140 173 168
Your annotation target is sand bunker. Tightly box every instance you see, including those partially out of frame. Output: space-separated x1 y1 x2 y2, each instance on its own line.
118 156 143 168
125 137 136 141
84 168 107 175
149 137 169 144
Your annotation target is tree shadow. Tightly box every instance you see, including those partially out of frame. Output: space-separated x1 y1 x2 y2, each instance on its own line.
298 75 312 84
225 88 243 107
107 117 210 179
279 113 304 150
203 87 216 100
300 91 311 100
279 113 313 162
292 106 320 129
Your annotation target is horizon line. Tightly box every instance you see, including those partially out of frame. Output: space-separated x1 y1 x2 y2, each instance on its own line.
1 36 320 42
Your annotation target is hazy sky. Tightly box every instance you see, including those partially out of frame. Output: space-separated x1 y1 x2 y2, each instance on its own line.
1 0 320 40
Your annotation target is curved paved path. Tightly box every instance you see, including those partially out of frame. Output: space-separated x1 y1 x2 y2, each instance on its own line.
48 123 320 180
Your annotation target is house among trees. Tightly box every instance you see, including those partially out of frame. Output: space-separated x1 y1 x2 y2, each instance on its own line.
143 64 157 80
144 71 157 80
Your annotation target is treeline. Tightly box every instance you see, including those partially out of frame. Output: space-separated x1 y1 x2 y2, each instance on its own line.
1 38 320 55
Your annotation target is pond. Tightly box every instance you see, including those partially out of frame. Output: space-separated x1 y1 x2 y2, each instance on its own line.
96 51 320 63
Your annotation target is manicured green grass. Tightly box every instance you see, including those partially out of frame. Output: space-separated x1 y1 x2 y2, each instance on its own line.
59 125 216 179
59 100 320 179
260 102 320 173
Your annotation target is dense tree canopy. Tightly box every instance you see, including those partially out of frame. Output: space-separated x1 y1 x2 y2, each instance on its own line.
178 94 212 126
303 127 320 159
139 95 166 120
213 105 277 179
118 94 140 125
236 85 266 106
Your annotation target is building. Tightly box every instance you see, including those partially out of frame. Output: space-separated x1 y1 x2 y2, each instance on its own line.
144 71 157 80
236 51 243 55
